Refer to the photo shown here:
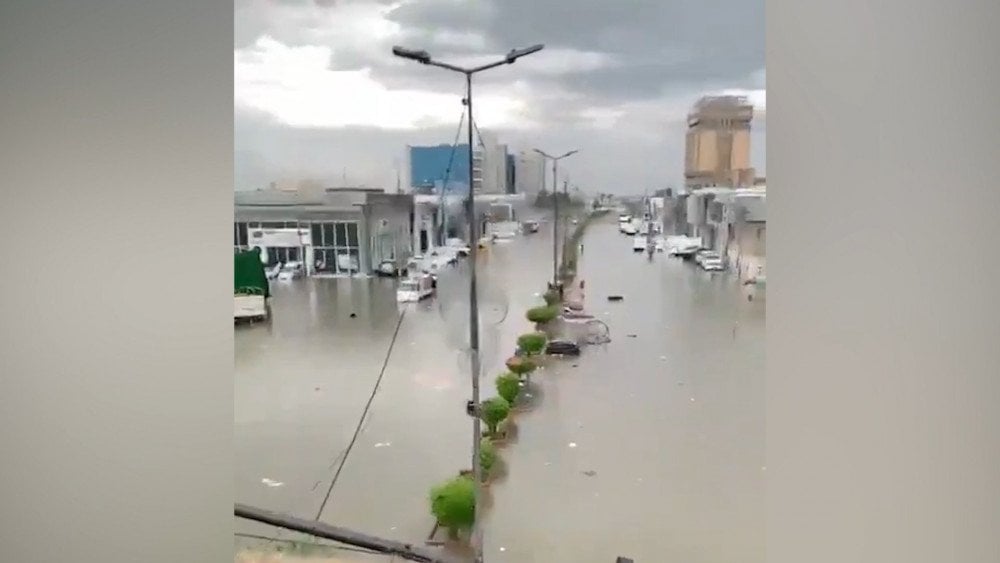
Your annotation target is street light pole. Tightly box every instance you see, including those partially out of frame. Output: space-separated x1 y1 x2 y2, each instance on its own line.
393 43 544 563
533 148 578 288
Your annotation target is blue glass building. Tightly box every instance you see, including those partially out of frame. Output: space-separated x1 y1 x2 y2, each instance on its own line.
409 144 471 193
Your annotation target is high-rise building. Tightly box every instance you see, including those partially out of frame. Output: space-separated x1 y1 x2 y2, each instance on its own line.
684 95 756 189
408 144 471 193
514 150 545 196
505 153 516 194
475 130 508 195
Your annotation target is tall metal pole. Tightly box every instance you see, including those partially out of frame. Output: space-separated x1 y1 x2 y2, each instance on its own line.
552 157 559 286
392 45 546 563
464 71 484 563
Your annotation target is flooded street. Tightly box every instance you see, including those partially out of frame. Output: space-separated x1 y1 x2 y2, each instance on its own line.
236 217 764 562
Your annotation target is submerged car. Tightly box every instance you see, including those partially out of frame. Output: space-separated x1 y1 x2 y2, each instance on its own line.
545 339 581 356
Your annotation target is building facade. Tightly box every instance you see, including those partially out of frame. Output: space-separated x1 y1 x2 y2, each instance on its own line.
684 95 756 189
408 144 471 193
475 130 509 195
514 150 545 196
234 188 414 277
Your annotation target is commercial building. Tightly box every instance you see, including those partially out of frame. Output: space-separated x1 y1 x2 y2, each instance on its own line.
684 95 756 189
514 150 545 196
475 130 509 195
234 188 414 277
408 144 471 193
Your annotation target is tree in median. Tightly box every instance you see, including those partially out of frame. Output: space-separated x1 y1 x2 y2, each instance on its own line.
526 305 560 324
517 332 548 355
495 372 521 404
429 475 476 539
479 438 498 481
479 396 511 437
505 355 538 382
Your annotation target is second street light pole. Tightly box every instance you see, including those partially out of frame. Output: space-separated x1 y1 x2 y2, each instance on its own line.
533 148 579 292
393 43 543 563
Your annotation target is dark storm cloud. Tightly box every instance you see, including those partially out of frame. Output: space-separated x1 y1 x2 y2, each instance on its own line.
385 0 764 99
234 0 765 192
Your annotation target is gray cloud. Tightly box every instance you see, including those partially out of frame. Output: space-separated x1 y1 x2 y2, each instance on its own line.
234 0 765 193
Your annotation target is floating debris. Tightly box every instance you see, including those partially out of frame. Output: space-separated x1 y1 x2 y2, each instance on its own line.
607 295 624 302
582 470 597 477
659 355 667 361
626 334 637 338
374 442 392 448
499 547 507 552
568 442 578 448
260 478 284 488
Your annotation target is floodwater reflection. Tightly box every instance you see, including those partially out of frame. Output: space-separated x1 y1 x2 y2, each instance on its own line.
235 220 763 563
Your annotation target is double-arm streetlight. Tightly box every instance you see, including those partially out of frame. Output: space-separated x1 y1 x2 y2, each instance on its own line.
393 42 544 563
533 148 578 288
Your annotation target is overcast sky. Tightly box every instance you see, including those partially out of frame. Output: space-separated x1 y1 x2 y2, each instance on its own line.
234 0 765 194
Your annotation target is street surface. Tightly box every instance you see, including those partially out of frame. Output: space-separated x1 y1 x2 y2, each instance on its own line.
235 217 764 562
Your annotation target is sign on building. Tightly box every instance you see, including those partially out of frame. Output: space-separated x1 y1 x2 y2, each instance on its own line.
248 228 310 248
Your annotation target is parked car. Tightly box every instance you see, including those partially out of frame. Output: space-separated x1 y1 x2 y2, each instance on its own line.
276 261 304 281
376 260 401 277
701 257 726 272
545 339 582 356
695 249 720 265
264 263 282 280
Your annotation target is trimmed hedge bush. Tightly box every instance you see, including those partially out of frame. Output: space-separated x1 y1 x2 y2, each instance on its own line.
542 289 561 306
495 373 521 404
480 396 511 437
480 438 498 479
517 332 548 355
429 476 476 539
505 356 537 377
526 305 560 324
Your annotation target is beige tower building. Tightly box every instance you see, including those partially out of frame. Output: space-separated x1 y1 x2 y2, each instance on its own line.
684 95 756 189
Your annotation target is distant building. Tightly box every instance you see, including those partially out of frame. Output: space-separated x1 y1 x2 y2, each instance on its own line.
506 154 516 194
476 130 509 195
514 150 545 196
408 144 471 193
684 95 756 189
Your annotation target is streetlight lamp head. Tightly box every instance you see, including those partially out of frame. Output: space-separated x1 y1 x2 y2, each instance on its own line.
505 43 545 63
392 45 431 64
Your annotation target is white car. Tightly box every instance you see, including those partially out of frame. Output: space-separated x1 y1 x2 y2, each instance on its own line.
264 263 282 280
701 257 726 272
694 250 720 265
276 261 304 281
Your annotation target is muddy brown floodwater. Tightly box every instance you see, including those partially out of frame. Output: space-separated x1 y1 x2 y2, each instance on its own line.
235 218 764 563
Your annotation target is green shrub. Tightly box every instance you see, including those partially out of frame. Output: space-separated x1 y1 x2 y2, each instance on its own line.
526 305 560 324
517 332 548 355
542 289 560 306
479 438 498 479
495 373 521 404
480 396 511 436
429 476 476 538
505 356 537 377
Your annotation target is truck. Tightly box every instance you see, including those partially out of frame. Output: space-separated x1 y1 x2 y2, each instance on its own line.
235 248 270 323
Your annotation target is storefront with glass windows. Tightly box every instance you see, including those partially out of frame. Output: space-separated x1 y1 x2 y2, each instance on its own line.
234 188 413 277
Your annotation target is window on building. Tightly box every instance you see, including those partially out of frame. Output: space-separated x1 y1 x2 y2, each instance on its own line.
311 221 361 275
234 222 249 248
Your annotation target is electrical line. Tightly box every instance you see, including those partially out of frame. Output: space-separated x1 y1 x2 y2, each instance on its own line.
313 307 409 521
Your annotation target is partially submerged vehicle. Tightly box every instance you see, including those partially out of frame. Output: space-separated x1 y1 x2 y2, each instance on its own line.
545 339 581 356
234 248 270 323
396 273 435 303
